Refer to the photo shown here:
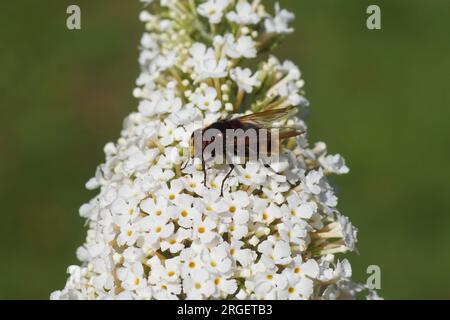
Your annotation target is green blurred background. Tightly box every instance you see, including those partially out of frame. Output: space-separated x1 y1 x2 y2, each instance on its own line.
0 0 449 299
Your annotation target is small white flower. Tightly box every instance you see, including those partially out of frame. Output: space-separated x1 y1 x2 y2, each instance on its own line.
193 217 217 244
148 166 175 184
140 197 170 219
303 169 324 195
160 228 191 254
227 0 261 25
282 276 314 300
180 247 204 277
157 147 182 168
230 67 261 93
183 269 215 300
238 162 267 186
117 222 140 246
157 179 184 204
264 3 295 34
224 34 257 59
186 43 229 82
149 256 182 283
119 263 147 292
258 238 292 266
175 194 202 228
205 243 233 274
186 43 211 66
122 146 154 175
147 257 182 300
191 86 222 112
337 214 359 252
283 192 317 220
198 57 229 82
286 256 320 281
182 171 208 195
249 272 287 300
319 153 350 175
212 275 238 297
278 219 308 248
198 0 230 24
158 120 178 146
253 201 281 224
230 240 256 268
222 190 250 225
139 214 175 244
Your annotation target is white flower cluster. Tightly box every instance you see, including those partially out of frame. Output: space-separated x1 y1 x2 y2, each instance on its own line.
52 0 380 300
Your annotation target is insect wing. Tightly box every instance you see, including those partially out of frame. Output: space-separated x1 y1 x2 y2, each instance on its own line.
236 106 298 128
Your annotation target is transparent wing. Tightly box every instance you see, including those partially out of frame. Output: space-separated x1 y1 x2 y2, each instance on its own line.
223 128 304 157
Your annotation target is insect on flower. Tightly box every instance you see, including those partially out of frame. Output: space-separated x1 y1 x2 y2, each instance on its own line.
182 106 305 195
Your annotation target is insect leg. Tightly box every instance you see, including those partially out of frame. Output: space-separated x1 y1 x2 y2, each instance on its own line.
202 150 207 187
220 164 235 196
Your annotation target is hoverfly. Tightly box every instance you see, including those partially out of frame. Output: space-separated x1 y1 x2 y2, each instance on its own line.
182 106 304 195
